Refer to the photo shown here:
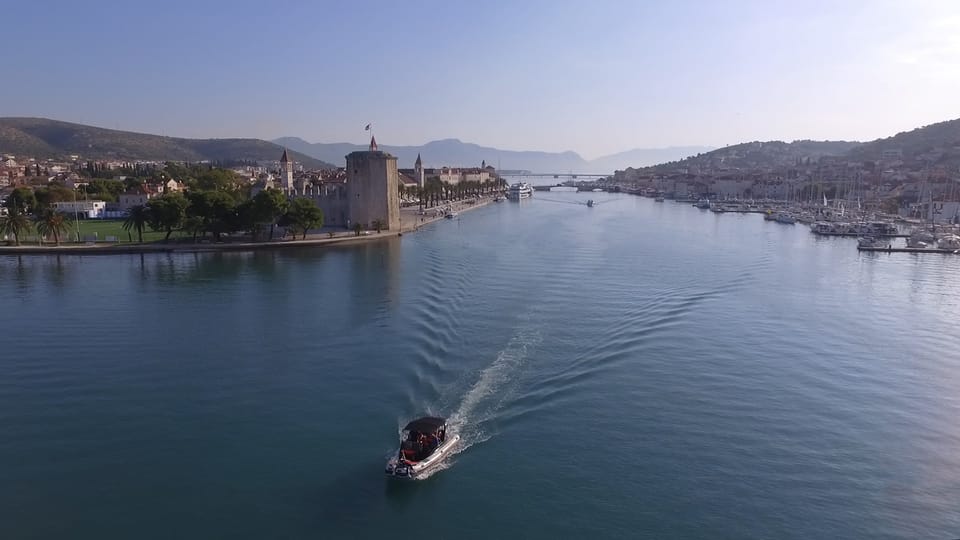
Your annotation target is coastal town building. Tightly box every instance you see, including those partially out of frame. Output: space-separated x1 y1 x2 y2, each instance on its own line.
54 200 107 219
280 149 295 192
118 186 157 211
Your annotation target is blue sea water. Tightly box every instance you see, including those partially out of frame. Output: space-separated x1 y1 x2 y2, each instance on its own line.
1 193 958 539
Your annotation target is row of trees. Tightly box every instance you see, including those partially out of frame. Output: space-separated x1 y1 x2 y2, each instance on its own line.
401 177 507 210
123 188 324 243
0 207 72 246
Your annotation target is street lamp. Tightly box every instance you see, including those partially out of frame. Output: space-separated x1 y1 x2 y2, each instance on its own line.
72 186 81 243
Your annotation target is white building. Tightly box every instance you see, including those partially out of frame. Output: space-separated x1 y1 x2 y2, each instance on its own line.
118 188 156 211
54 200 107 219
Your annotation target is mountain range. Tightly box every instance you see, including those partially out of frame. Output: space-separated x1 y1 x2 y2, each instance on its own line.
644 118 960 173
0 118 334 169
3 116 959 175
273 136 713 174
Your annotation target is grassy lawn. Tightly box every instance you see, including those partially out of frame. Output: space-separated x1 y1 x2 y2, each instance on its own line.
72 220 183 243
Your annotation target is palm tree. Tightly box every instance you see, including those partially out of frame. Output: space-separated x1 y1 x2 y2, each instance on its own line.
123 205 150 243
371 219 385 233
34 208 71 246
0 209 33 246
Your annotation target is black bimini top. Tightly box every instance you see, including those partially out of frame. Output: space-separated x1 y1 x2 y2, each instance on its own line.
404 416 446 433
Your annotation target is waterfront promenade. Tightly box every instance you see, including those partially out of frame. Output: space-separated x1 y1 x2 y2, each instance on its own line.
0 196 496 256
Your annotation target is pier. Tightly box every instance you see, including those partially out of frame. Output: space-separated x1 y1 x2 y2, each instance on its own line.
857 246 958 254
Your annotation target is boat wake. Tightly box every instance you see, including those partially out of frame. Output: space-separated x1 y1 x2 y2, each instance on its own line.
413 323 543 479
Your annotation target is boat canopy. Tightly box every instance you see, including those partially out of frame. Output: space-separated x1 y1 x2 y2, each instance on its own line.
404 416 446 434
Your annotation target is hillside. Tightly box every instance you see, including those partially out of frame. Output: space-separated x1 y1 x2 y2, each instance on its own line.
646 139 862 172
847 118 960 167
274 136 710 174
0 118 334 168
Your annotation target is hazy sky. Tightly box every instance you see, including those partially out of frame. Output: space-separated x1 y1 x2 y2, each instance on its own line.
2 0 958 158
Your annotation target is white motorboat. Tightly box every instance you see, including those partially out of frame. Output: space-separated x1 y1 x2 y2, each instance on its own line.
385 417 460 479
937 234 960 250
507 182 533 200
445 211 457 219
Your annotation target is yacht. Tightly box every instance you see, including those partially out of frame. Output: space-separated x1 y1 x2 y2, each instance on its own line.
507 182 533 200
385 417 460 479
937 234 960 250
775 213 796 225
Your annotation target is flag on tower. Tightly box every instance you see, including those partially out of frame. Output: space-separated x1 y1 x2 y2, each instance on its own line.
365 123 371 131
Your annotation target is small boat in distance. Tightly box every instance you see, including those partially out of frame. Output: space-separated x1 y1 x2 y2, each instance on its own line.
385 417 460 479
445 211 457 219
654 196 665 202
586 199 594 207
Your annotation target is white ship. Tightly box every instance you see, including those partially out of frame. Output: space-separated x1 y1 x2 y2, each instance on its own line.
507 182 534 200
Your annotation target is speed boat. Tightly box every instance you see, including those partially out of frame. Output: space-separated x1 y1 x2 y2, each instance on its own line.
385 417 460 479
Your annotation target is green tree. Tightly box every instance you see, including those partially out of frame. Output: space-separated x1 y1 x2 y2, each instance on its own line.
253 188 290 240
34 208 71 246
285 197 324 240
193 168 243 192
4 187 37 214
147 193 189 242
371 219 385 233
87 179 125 201
0 209 34 246
182 215 205 243
123 205 150 243
186 190 236 242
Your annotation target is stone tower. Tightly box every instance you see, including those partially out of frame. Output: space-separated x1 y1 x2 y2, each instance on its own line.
346 136 400 231
414 153 425 188
280 149 295 193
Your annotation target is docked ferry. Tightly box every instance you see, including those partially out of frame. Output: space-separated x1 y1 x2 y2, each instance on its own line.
506 182 534 200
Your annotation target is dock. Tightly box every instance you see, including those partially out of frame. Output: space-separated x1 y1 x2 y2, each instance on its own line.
816 232 910 238
857 246 958 254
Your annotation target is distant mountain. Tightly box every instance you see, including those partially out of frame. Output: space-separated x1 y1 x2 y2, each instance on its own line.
274 136 587 173
646 139 862 173
589 146 714 172
847 118 960 167
273 136 709 174
0 118 334 168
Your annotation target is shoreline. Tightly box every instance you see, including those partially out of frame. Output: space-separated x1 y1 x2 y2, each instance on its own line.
0 196 497 256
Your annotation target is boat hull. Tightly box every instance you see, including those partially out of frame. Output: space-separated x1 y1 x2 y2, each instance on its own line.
385 435 460 479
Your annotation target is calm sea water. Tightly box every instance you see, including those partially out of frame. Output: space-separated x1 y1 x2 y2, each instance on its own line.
2 193 959 539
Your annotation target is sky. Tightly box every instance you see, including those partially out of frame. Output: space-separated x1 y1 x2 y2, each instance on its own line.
2 0 959 159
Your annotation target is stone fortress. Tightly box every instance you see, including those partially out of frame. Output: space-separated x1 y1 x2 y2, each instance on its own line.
258 136 496 231
265 137 400 230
